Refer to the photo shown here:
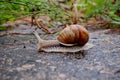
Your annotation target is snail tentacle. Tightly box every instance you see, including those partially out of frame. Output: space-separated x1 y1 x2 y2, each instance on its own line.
33 31 59 50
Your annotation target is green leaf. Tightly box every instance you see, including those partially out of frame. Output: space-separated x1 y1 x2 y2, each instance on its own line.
112 21 120 25
0 26 5 31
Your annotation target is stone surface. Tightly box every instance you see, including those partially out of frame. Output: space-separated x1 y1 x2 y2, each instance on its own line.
0 30 120 80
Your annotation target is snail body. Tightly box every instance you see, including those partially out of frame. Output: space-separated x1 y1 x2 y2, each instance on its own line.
33 25 93 52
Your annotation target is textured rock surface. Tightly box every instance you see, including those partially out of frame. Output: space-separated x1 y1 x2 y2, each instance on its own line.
0 30 120 80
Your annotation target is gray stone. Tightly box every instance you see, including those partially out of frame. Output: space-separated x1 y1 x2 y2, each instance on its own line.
0 30 120 80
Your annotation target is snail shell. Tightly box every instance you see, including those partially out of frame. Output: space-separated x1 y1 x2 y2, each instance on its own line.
57 24 89 46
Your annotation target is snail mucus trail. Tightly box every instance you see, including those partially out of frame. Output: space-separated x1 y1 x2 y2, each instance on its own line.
33 25 94 53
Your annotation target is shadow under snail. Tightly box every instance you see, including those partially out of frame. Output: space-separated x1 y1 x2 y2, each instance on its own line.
33 24 94 52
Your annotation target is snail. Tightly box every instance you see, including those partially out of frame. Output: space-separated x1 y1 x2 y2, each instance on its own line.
33 24 94 52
